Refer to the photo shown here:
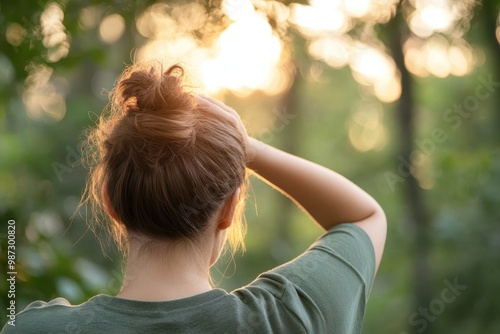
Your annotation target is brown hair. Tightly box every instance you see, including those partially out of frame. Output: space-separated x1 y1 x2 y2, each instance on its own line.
80 62 247 255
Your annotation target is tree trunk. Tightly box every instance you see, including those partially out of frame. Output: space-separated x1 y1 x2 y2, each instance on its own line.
387 10 433 334
481 0 500 139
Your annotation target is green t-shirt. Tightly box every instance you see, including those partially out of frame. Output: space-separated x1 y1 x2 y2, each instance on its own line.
2 223 375 334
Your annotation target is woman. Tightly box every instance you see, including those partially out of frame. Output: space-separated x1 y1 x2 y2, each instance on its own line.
3 63 386 333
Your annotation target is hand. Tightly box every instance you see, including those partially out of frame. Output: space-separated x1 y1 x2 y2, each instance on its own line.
196 94 256 164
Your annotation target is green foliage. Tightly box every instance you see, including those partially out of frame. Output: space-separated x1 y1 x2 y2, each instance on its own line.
1 1 499 333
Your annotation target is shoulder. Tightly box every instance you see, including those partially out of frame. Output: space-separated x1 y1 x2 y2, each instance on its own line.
2 297 79 333
312 223 376 278
232 223 376 333
274 223 376 287
23 297 72 310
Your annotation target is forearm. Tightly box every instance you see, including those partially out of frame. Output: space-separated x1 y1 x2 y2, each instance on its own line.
246 138 382 231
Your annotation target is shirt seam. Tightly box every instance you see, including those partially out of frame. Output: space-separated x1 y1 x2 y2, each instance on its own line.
276 288 311 334
91 293 229 314
309 245 373 294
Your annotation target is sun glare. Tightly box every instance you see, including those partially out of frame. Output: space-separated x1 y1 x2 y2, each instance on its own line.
136 1 286 96
201 13 282 95
344 0 372 18
290 3 349 36
290 0 403 103
291 0 478 103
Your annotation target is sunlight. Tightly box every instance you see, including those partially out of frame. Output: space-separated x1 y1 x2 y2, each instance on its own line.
172 3 206 32
78 6 102 31
448 45 469 76
344 0 372 18
409 3 454 38
136 3 178 39
293 0 400 25
137 36 205 72
201 13 283 95
290 0 349 37
348 104 387 152
291 0 402 102
496 12 500 45
420 5 454 32
23 64 67 122
98 14 125 44
6 23 26 46
308 36 351 69
425 37 451 78
40 2 70 62
374 76 402 103
135 1 286 95
413 154 435 190
223 0 255 21
403 36 475 78
407 0 476 38
350 44 401 102
133 0 474 98
350 46 394 83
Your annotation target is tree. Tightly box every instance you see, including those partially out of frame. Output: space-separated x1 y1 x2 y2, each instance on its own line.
1 1 499 332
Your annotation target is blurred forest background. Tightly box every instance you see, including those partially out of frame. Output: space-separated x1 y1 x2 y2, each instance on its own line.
1 0 499 333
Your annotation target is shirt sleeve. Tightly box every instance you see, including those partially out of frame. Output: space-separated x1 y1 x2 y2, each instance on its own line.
244 223 376 333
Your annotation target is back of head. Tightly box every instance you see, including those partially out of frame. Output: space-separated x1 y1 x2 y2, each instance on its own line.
82 63 247 253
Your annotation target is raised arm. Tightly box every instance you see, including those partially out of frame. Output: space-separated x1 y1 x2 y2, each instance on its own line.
197 95 387 271
246 138 386 270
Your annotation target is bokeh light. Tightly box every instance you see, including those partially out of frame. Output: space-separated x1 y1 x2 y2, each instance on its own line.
201 12 283 95
496 12 500 45
135 0 288 96
290 0 478 104
344 0 372 18
290 1 350 36
290 0 403 103
98 14 125 44
403 35 475 78
18 0 483 120
40 2 70 63
308 36 351 69
350 43 402 102
23 64 67 122
407 0 478 38
347 103 387 152
6 23 26 46
78 6 103 31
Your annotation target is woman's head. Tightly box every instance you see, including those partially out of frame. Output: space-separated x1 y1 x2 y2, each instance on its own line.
82 62 247 259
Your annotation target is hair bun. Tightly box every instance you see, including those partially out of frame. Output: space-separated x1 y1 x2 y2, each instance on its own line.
83 62 247 254
117 65 189 115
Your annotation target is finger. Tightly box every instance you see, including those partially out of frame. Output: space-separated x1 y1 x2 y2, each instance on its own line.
196 95 229 117
196 95 247 138
196 95 238 126
198 94 238 117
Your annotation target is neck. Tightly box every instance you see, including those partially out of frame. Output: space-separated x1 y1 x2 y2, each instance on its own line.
117 238 213 302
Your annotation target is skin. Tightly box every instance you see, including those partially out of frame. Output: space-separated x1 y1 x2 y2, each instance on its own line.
112 95 387 302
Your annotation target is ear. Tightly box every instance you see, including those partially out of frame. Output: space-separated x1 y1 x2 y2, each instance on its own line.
102 184 120 222
217 188 240 230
